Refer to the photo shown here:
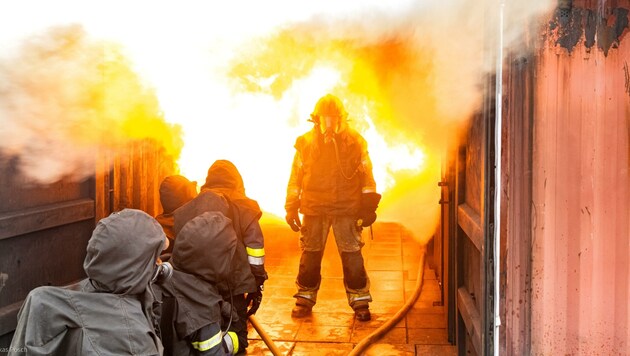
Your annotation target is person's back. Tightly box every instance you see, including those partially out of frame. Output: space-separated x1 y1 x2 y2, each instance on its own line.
9 209 165 356
195 160 268 299
157 211 241 356
171 160 268 354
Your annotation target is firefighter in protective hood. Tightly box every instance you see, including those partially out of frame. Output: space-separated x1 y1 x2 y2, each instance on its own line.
9 209 166 355
155 175 198 254
285 94 381 321
157 211 243 355
172 160 268 353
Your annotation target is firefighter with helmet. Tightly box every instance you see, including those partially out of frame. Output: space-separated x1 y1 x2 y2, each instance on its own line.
285 93 381 321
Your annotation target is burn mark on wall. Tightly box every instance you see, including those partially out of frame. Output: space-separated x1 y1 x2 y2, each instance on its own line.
549 4 629 56
625 61 630 96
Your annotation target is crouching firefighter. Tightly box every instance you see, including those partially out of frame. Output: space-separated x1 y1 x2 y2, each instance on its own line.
285 93 381 321
155 175 198 254
9 209 166 355
171 160 268 354
155 211 243 355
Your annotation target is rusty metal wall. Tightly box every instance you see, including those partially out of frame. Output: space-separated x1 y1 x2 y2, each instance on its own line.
501 51 535 355
0 155 96 347
0 139 176 347
530 1 630 354
95 140 176 221
453 75 498 355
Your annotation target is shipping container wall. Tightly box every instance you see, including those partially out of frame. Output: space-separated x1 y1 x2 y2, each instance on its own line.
95 140 177 221
500 50 535 355
0 155 95 347
530 1 630 354
0 139 176 348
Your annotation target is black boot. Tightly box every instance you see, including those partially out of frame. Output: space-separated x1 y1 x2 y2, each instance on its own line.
354 305 371 321
291 297 313 318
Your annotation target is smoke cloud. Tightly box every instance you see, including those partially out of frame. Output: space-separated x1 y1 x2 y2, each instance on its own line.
0 24 182 185
0 0 556 242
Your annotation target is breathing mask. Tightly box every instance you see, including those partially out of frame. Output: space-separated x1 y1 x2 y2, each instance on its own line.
311 94 347 142
319 115 341 142
151 261 173 285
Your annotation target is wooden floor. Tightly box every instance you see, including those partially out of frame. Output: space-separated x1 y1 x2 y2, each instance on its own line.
247 221 456 355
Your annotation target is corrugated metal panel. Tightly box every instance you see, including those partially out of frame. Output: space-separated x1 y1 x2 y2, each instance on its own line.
95 139 177 221
501 51 535 355
531 3 630 354
0 156 95 345
0 139 175 347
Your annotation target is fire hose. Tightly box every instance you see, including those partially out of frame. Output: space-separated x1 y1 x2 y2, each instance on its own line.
348 247 426 355
248 247 426 356
248 315 283 356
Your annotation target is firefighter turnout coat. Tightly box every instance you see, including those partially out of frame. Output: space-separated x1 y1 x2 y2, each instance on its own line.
9 209 165 356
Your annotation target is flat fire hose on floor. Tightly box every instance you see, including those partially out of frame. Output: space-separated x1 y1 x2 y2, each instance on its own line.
348 246 426 356
249 314 283 356
248 246 426 356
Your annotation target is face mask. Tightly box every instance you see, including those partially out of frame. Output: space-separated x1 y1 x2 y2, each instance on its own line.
319 115 340 139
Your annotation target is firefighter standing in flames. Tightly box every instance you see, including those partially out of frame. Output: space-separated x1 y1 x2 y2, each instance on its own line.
285 94 381 321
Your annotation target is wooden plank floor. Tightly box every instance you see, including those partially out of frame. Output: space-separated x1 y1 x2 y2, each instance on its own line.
248 220 456 355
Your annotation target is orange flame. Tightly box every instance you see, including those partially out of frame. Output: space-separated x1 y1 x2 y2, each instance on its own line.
0 1 559 245
165 29 449 243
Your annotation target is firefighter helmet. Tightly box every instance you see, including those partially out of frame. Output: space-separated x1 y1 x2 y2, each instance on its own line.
310 94 348 135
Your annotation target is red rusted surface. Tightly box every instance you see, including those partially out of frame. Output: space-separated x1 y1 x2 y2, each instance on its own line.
531 5 630 354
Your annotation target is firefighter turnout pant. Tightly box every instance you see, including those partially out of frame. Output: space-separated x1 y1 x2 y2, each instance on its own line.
293 215 372 309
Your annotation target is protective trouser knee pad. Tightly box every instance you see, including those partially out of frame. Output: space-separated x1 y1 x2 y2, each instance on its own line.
341 251 368 290
297 250 324 288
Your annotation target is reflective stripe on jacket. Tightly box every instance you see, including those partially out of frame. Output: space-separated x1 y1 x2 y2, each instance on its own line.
189 323 239 355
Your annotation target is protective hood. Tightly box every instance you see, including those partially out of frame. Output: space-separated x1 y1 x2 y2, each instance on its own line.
159 175 197 214
173 190 230 237
201 159 245 197
171 211 237 284
84 209 165 295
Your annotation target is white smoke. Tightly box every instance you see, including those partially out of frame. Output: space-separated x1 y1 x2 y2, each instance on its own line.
0 25 104 183
0 0 555 203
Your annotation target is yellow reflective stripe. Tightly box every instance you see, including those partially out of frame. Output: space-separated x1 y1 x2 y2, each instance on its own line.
191 330 222 352
227 331 239 354
246 246 265 257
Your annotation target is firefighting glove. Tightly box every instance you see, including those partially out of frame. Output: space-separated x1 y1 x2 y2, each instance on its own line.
246 284 263 316
358 192 382 227
285 210 302 232
359 211 377 227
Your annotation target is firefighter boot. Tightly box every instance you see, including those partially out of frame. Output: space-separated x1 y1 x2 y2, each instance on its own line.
291 297 313 318
292 251 322 318
353 300 371 321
